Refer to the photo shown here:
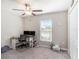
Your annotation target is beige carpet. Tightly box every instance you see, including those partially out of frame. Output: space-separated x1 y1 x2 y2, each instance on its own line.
1 47 70 59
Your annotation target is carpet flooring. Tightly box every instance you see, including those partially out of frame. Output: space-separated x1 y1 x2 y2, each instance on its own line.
1 47 70 59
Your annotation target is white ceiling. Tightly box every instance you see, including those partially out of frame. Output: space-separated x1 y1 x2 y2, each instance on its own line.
4 0 73 15
16 0 72 15
29 0 72 14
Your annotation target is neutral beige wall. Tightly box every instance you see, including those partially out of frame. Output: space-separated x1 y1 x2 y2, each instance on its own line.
23 11 68 48
1 0 23 47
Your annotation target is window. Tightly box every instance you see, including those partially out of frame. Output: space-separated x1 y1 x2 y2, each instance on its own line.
40 19 52 42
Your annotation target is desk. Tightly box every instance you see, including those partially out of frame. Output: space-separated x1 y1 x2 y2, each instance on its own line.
10 35 35 49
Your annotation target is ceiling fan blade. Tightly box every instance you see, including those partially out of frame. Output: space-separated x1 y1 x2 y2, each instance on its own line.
32 10 43 12
22 13 25 15
25 3 30 7
32 13 36 16
12 9 24 11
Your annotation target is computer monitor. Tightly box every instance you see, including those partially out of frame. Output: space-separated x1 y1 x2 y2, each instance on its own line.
24 31 35 36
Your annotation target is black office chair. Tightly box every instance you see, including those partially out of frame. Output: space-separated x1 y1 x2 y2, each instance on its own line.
16 35 27 48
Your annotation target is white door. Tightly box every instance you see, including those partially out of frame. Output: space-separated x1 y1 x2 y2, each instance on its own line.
68 3 78 59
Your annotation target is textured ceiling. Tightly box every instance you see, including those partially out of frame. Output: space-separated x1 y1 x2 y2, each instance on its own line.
2 0 72 15
16 0 72 14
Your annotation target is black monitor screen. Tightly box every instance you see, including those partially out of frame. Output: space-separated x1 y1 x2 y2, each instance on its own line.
24 31 35 36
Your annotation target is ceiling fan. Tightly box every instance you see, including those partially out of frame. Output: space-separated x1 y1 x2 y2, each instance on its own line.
12 3 43 16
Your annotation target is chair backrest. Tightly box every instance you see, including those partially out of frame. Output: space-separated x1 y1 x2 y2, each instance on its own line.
19 35 26 42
